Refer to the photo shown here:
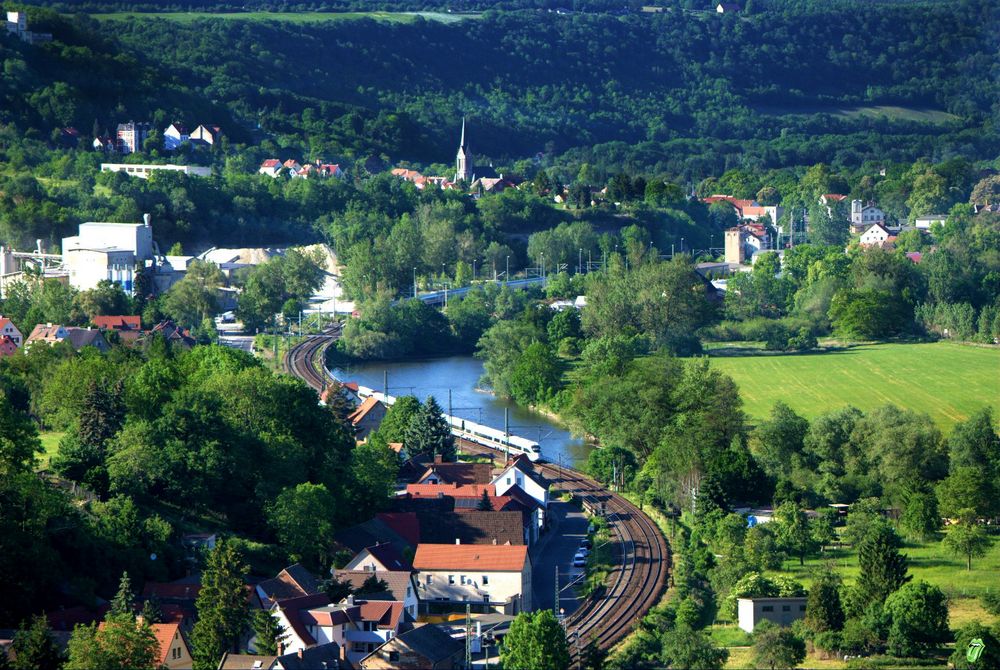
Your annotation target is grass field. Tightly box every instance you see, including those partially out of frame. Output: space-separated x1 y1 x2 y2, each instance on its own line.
38 431 63 469
755 103 959 124
89 11 476 24
708 342 1000 431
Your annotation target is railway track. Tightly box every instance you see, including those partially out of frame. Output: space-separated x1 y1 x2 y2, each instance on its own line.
281 339 669 657
283 325 340 391
458 439 669 656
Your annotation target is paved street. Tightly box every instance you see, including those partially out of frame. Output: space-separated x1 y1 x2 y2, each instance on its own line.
530 500 590 616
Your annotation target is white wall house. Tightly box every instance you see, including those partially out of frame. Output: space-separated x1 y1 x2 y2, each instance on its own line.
413 544 532 615
851 200 889 232
163 124 189 150
0 317 24 346
859 223 891 247
271 595 404 665
737 597 807 632
492 462 548 529
914 214 946 230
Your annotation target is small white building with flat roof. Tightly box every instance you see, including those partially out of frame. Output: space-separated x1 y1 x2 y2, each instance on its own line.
737 597 808 632
101 163 212 179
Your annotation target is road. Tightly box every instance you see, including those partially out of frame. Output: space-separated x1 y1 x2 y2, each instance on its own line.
530 500 589 615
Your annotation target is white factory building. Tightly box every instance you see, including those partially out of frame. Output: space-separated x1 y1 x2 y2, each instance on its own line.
61 217 157 294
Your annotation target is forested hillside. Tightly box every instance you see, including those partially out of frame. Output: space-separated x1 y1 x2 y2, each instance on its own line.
3 1 999 176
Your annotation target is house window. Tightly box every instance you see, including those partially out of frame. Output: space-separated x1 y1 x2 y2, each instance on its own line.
449 575 455 584
799 605 806 612
506 477 511 485
407 586 412 597
762 606 774 612
482 575 489 585
427 575 433 585
389 651 400 662
353 642 367 653
782 605 791 612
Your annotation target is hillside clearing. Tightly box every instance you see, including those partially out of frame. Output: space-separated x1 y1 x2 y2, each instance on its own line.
88 11 477 24
708 342 1000 430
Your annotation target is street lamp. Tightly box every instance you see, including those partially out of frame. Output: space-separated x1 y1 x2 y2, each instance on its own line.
472 258 477 281
412 266 417 299
506 255 510 283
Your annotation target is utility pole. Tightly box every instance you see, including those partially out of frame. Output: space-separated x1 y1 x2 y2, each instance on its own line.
383 370 388 399
504 407 510 461
448 388 453 417
554 566 559 615
465 603 472 670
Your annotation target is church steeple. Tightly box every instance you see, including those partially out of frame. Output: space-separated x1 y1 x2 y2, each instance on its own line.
455 117 470 183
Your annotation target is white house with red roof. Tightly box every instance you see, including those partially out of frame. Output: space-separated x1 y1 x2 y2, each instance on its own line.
0 316 23 346
259 159 282 177
413 543 532 614
270 594 406 664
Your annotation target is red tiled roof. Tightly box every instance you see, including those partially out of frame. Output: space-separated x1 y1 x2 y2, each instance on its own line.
151 622 183 665
92 315 141 331
406 483 496 498
142 583 201 601
822 193 847 201
275 594 331 646
377 512 421 547
348 396 383 425
359 600 403 629
413 544 528 572
418 463 494 486
261 159 281 168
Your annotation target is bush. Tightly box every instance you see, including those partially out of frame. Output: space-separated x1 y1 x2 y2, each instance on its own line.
981 591 1000 616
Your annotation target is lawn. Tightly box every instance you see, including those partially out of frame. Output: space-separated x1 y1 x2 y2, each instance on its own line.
88 11 476 24
38 431 63 469
755 103 959 124
708 342 1000 431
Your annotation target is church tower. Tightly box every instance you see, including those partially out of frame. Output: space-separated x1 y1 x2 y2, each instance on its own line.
455 117 471 182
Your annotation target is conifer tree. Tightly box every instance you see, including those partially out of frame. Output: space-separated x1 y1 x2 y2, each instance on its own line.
849 524 910 616
110 571 134 616
477 488 494 511
404 396 455 461
191 540 251 670
11 615 63 670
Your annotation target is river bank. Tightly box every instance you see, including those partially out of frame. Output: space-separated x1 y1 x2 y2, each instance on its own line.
329 354 594 468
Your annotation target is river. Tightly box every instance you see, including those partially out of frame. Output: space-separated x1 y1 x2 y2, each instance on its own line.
330 355 593 468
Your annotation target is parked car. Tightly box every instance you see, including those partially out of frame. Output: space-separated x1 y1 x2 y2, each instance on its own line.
572 555 587 568
580 537 592 549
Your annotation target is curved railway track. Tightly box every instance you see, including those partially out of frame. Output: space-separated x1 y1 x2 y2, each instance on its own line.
283 325 340 391
459 440 669 656
283 335 669 656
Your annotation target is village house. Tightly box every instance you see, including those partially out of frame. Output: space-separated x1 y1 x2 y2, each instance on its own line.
259 159 283 177
116 121 153 154
914 214 946 230
724 226 768 265
415 461 494 486
359 623 464 670
282 159 303 176
92 135 118 153
737 597 808 632
417 510 528 547
413 543 532 614
26 324 110 353
344 543 413 573
0 336 17 357
349 397 389 442
163 124 190 150
189 124 222 146
332 570 420 621
151 621 194 670
858 222 892 248
0 316 23 346
491 457 549 529
850 199 889 233
91 315 141 332
271 594 406 665
5 11 51 43
255 564 323 607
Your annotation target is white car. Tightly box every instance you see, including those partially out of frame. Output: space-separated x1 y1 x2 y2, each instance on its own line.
572 552 587 568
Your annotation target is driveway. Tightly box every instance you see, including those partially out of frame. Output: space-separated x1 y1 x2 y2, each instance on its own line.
530 500 589 616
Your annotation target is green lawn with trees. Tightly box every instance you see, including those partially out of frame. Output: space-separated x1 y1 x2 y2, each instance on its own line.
709 342 1000 430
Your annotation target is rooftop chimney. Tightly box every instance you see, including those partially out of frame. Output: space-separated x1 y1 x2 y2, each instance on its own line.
297 649 304 659
143 213 151 227
434 454 443 464
455 538 460 545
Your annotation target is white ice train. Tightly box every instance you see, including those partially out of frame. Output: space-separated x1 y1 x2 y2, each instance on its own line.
355 385 541 462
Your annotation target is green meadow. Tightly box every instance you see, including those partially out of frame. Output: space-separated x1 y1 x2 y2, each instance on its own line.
708 342 1000 431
